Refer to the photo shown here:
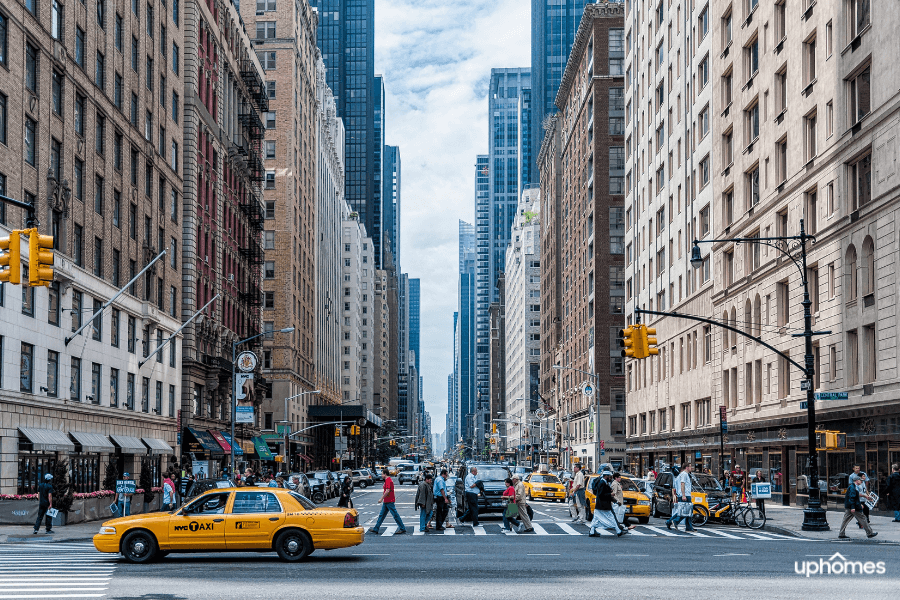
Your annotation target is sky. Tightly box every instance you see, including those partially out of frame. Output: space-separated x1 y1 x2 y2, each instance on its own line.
374 0 531 435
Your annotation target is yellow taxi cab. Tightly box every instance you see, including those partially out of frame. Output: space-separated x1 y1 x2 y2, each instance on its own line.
93 487 363 563
523 472 566 502
585 474 651 524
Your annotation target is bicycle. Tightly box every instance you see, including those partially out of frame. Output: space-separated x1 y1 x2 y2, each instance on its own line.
705 497 767 529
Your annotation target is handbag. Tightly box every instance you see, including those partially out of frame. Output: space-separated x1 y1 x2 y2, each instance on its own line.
504 502 519 518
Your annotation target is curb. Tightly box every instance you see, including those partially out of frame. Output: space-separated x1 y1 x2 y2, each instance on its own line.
761 523 804 538
2 536 95 544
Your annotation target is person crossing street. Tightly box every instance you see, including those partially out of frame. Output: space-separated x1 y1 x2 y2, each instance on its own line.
838 474 877 539
370 467 408 535
33 473 54 535
571 464 587 525
588 471 621 537
432 469 450 531
462 466 480 527
611 472 635 533
415 473 435 532
666 463 696 532
512 475 533 533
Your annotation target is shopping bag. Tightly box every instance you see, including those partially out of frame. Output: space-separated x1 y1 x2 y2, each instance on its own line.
614 503 626 522
505 503 519 518
678 501 693 517
45 508 59 519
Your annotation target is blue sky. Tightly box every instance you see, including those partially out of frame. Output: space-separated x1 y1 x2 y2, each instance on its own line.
374 0 530 435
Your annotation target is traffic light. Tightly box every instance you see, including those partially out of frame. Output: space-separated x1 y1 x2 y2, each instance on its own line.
643 326 659 357
0 230 22 285
27 228 54 287
334 426 341 437
619 326 636 358
491 422 497 434
349 425 360 435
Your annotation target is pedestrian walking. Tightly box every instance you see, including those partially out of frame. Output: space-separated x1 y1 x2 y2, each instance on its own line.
751 470 766 517
162 472 176 511
415 473 435 532
729 464 745 499
611 473 635 533
588 471 621 537
855 473 872 527
886 464 900 522
666 463 696 532
118 472 134 517
571 464 587 525
370 467 407 535
838 476 877 539
512 475 533 533
462 466 480 526
501 478 521 532
243 469 257 487
432 469 450 531
338 474 354 508
566 479 578 520
33 473 54 535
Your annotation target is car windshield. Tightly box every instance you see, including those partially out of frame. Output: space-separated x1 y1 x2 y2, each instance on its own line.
619 478 640 492
692 474 724 491
474 468 511 481
288 492 317 510
530 475 560 484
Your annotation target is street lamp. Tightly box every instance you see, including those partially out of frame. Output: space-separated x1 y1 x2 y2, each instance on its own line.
690 218 828 531
231 326 295 476
277 390 320 472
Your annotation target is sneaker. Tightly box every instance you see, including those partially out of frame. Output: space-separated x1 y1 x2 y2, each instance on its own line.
838 535 848 539
867 532 878 539
892 519 900 522
666 521 673 530
45 530 54 534
523 528 534 533
368 527 381 534
32 530 38 535
395 529 407 535
516 524 524 533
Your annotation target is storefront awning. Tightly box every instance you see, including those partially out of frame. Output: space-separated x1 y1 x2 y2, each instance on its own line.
141 437 174 456
69 431 115 453
185 428 224 455
19 427 76 452
298 453 313 463
240 440 255 455
110 434 148 456
252 436 274 460
213 431 243 456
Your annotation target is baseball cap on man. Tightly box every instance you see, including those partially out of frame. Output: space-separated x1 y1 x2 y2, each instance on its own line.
44 473 53 481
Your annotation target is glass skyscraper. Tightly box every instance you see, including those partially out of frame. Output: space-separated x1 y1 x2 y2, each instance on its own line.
456 220 477 445
310 0 379 263
383 145 401 268
530 0 590 179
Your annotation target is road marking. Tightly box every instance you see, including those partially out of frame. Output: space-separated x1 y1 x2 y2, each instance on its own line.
527 553 560 556
623 528 655 536
381 526 398 536
714 553 750 557
741 532 784 540
557 523 583 535
642 525 679 537
443 527 456 535
352 553 391 556
704 529 743 539
615 554 650 557
681 530 713 538
529 523 551 535
473 526 487 535
443 553 475 556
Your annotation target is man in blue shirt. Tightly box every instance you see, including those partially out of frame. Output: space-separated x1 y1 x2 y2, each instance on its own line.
462 466 480 526
33 473 54 534
432 469 449 531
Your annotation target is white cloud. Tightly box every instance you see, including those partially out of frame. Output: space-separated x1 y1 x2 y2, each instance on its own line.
375 0 530 435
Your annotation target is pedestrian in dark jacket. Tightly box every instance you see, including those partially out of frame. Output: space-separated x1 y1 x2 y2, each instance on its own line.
887 464 900 522
33 473 54 534
337 475 353 508
588 471 620 537
838 481 876 539
415 473 435 532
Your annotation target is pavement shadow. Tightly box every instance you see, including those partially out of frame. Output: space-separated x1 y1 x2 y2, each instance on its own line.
152 554 364 565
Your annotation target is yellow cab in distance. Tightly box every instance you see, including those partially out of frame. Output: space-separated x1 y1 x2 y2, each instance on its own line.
523 472 566 502
93 487 363 563
585 474 652 524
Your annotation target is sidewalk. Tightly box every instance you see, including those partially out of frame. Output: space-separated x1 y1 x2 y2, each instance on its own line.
761 503 900 542
0 521 101 544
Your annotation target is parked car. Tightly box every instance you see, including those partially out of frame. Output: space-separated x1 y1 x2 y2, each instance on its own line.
284 473 312 499
352 469 374 488
306 472 335 503
454 464 512 518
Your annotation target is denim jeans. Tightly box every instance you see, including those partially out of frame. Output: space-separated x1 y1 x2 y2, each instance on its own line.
373 502 406 532
419 508 432 532
34 504 52 532
463 493 480 526
502 510 521 530
118 499 131 517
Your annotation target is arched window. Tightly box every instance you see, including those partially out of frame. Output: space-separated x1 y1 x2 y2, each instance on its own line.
862 236 875 296
753 294 762 338
846 244 858 301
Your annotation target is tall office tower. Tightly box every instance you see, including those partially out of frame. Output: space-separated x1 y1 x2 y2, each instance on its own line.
409 278 420 373
340 211 376 413
621 0 714 474
448 313 459 451
457 220 477 447
0 0 183 488
530 0 592 181
310 0 378 265
505 189 542 457
243 0 320 470
488 273 506 456
539 3 626 472
372 75 386 267
397 273 410 433
181 0 275 463
383 146 401 268
476 69 532 448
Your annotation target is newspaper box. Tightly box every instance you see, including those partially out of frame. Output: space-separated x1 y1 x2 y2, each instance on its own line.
751 481 772 499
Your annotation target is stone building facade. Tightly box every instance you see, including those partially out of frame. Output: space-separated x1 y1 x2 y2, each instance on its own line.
340 212 375 413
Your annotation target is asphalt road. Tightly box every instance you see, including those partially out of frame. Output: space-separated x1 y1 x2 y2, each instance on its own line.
2 486 896 600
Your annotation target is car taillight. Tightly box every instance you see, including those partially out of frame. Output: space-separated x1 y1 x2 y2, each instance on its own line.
344 511 358 528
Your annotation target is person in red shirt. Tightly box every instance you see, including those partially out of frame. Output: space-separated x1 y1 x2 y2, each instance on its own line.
370 468 407 535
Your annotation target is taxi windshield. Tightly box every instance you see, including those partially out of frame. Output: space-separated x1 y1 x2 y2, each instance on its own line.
530 475 560 484
619 478 640 492
691 474 724 491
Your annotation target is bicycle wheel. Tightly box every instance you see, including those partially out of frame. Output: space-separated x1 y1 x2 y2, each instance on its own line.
691 505 709 527
736 507 750 527
744 508 766 529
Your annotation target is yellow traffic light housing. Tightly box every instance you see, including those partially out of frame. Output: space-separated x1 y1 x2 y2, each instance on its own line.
335 426 341 437
644 326 659 357
631 324 648 359
491 422 497 434
0 230 22 285
620 326 636 358
27 228 54 286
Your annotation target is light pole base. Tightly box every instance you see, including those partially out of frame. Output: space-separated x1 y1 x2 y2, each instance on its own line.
801 504 830 531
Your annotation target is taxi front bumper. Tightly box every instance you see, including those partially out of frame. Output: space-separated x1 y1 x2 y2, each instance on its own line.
93 533 122 553
530 489 565 499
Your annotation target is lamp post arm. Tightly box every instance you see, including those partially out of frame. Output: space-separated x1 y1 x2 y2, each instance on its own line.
139 294 219 368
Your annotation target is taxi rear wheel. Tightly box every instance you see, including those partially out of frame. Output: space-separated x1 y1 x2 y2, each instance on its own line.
121 530 159 564
275 529 313 562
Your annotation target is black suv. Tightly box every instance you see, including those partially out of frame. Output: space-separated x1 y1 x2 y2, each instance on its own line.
454 464 512 518
650 471 729 518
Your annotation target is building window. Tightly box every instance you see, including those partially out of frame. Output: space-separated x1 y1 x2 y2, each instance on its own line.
744 36 759 81
20 343 34 393
127 373 135 409
0 14 7 68
848 152 872 210
803 32 816 87
698 54 709 89
744 99 759 144
745 165 760 208
699 155 710 189
25 42 39 93
70 357 82 402
91 363 101 404
264 261 275 278
172 43 179 75
776 136 787 184
110 368 119 407
142 377 150 412
258 51 275 70
95 52 106 89
848 64 870 126
256 21 275 38
847 0 870 40
24 118 37 166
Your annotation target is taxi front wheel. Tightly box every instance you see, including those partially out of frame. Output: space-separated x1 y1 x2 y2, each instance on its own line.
275 529 313 562
121 530 159 564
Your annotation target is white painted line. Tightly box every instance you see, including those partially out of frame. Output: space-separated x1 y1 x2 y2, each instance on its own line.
714 553 750 557
682 530 713 538
381 526 398 536
704 529 743 539
527 553 560 556
556 523 583 535
442 527 455 535
0 596 106 599
530 523 552 535
473 526 487 535
624 528 654 536
615 554 649 557
352 553 390 556
413 528 426 535
742 533 783 540
642 525 679 537
442 553 475 556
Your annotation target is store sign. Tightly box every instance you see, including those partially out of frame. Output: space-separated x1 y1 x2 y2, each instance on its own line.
236 406 254 424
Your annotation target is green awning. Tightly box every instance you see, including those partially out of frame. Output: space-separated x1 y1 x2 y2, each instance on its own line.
252 436 274 460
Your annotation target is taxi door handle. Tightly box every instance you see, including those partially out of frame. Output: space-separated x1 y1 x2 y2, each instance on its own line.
269 517 280 521
213 518 224 522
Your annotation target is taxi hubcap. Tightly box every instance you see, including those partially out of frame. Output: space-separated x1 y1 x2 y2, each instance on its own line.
286 538 299 553
132 540 146 555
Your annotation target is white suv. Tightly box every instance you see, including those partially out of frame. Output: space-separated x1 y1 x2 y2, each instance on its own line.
398 464 425 485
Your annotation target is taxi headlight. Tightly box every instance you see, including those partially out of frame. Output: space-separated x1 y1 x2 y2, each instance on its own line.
638 500 651 506
98 526 117 535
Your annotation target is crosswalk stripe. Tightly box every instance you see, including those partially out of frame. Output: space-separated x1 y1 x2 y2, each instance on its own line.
529 523 551 535
473 526 487 535
443 527 456 535
0 544 115 600
556 523 583 535
682 530 713 538
741 532 783 540
624 528 654 536
380 526 398 536
642 525 680 537
704 529 744 539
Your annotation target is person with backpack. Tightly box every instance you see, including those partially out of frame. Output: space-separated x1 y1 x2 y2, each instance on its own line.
588 471 621 537
33 473 55 535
